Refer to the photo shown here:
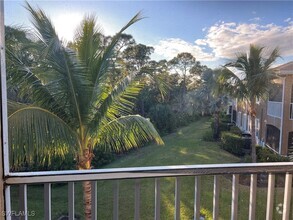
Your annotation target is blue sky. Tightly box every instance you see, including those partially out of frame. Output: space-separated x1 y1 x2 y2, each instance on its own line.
4 0 293 68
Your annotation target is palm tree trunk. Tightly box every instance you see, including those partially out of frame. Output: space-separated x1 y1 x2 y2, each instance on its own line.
250 98 257 162
213 111 220 140
82 181 92 220
78 147 94 220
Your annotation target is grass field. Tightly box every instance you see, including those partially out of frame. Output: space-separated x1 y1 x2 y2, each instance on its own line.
10 117 290 219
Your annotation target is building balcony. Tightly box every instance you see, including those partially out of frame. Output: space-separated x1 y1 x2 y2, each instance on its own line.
3 162 293 220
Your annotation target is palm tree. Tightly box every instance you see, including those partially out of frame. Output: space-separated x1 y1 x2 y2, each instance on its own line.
221 44 280 162
7 3 163 219
193 69 228 139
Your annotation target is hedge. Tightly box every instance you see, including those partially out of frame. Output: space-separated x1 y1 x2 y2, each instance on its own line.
256 146 290 162
229 125 242 136
220 132 245 156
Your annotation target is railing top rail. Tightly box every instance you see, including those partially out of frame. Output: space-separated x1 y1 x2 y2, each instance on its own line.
5 162 293 185
267 101 282 104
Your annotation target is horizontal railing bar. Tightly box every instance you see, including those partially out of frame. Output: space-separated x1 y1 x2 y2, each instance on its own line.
5 162 293 185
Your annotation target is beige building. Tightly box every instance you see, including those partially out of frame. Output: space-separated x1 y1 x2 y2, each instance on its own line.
231 61 293 156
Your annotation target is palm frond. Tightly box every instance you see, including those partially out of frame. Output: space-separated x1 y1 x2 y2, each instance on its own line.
73 15 104 82
264 47 281 70
26 3 93 127
93 115 164 152
90 12 143 101
88 73 144 134
9 107 79 168
7 100 29 115
219 67 247 100
25 2 62 52
6 48 71 121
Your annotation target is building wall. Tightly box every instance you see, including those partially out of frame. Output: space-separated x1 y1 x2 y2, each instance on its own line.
232 75 293 155
281 75 293 155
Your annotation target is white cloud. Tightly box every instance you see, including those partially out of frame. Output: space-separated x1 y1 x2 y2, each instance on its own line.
153 38 215 61
198 21 293 59
249 17 261 22
152 21 293 63
284 18 291 22
194 39 207 46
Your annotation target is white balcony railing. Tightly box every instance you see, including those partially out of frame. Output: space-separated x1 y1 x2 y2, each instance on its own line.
3 162 293 220
267 101 282 118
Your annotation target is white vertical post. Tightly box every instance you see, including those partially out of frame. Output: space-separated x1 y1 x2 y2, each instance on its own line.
0 1 10 216
19 184 28 220
134 179 140 220
5 186 11 220
113 180 119 220
266 173 275 220
155 178 160 220
0 0 9 178
68 182 75 220
213 176 219 220
282 173 292 220
249 174 257 220
231 174 239 220
175 177 181 220
44 183 51 220
194 176 201 220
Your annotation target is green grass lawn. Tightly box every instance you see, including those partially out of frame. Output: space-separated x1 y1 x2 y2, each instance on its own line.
10 117 290 219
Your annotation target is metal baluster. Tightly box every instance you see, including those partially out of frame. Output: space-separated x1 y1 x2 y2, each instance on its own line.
175 177 181 220
266 173 275 220
19 184 28 220
231 174 239 220
113 180 119 220
68 182 75 220
282 173 292 220
249 174 257 220
155 178 161 220
91 181 97 220
194 176 201 220
134 179 141 220
213 176 219 220
44 183 51 220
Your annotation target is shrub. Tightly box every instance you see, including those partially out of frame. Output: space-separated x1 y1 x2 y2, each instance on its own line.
220 114 231 123
211 121 230 133
178 112 199 126
11 154 76 172
91 148 115 168
202 130 215 142
256 146 290 162
229 125 242 136
200 208 213 220
220 132 245 156
148 104 176 134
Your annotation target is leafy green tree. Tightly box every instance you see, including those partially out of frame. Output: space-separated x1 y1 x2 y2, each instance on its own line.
168 52 204 110
221 44 280 162
168 52 195 95
8 4 163 219
190 69 228 139
122 43 154 72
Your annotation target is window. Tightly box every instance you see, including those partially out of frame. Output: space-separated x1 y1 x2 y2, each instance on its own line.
268 83 283 102
255 119 260 138
291 85 293 103
290 103 293 120
266 125 280 152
